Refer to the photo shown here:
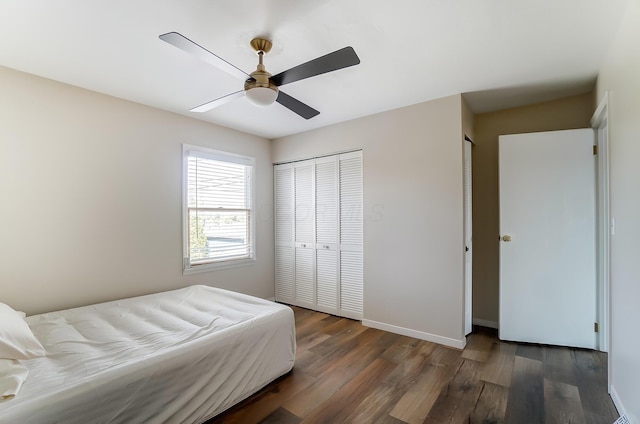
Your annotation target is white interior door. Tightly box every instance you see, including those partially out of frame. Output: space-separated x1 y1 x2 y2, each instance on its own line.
463 139 473 336
499 129 596 349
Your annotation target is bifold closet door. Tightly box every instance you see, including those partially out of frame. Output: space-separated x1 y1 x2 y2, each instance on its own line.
275 152 363 319
274 164 294 304
294 160 315 309
339 151 363 320
315 156 339 315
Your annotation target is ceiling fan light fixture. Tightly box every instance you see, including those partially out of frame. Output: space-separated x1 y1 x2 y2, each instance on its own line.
244 43 279 107
245 85 279 107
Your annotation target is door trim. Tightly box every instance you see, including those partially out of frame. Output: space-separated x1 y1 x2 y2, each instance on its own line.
463 137 473 336
591 92 611 388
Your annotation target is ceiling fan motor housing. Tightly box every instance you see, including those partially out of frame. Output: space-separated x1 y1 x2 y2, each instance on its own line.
244 59 279 106
244 62 277 92
245 38 279 106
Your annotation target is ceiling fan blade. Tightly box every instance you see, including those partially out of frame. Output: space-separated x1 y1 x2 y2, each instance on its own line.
271 46 360 87
276 91 320 119
190 90 245 113
159 32 249 80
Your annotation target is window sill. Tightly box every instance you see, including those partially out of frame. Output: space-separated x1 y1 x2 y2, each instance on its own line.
183 258 256 275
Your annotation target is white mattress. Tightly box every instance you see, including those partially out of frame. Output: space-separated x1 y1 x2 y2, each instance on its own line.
0 285 296 424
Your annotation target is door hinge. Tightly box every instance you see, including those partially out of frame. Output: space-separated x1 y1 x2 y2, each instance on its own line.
594 322 599 333
593 145 598 155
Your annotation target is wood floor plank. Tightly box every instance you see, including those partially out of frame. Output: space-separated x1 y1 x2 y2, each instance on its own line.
304 327 383 377
572 349 619 424
389 345 461 424
291 306 325 326
344 341 439 423
544 345 578 386
300 357 396 424
468 381 509 424
295 331 331 353
283 329 393 418
423 358 483 424
207 369 314 424
381 335 422 364
318 317 356 336
281 372 347 419
293 347 323 371
291 306 314 324
293 320 367 372
258 407 301 424
384 340 439 388
306 319 368 357
516 343 544 361
374 331 404 351
544 379 586 424
504 356 545 424
343 384 401 424
461 330 494 363
295 314 340 339
377 416 408 424
479 341 517 387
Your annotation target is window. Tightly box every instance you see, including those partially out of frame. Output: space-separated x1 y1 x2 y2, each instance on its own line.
183 145 255 273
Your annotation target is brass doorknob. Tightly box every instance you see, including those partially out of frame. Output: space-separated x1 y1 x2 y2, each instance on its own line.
501 235 512 242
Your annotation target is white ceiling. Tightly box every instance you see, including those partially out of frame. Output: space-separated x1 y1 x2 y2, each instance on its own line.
0 0 629 139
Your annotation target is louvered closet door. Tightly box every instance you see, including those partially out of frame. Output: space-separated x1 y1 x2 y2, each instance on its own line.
274 164 294 304
315 156 339 315
339 151 364 319
294 160 315 308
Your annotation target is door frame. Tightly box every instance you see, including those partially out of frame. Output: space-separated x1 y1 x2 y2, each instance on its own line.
463 136 473 336
591 93 611 361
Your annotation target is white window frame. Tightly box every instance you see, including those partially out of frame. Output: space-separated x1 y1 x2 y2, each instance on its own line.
182 144 256 274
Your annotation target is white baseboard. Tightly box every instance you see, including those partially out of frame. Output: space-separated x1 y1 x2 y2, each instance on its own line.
611 384 635 423
362 319 466 349
473 318 499 329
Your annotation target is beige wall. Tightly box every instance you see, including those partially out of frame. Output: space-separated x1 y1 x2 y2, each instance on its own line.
0 66 274 315
471 93 594 325
273 94 466 347
596 0 640 419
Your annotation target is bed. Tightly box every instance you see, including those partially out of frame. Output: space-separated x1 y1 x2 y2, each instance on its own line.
0 285 296 424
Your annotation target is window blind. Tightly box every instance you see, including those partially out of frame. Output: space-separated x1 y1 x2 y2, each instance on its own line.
186 153 254 266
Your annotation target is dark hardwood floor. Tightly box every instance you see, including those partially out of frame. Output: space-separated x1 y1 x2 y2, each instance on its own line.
208 306 618 424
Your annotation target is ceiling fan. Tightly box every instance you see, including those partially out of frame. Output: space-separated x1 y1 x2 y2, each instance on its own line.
159 32 360 119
